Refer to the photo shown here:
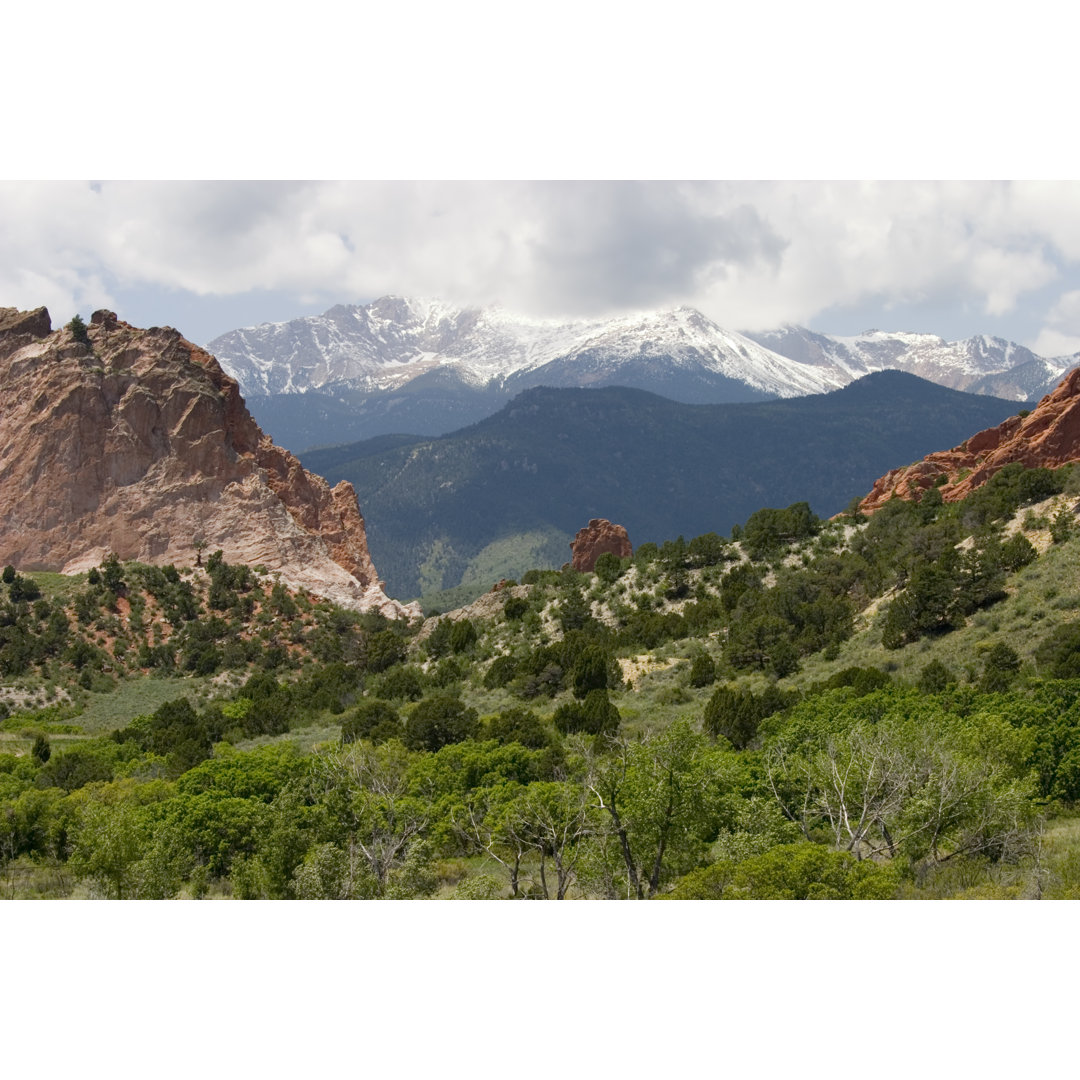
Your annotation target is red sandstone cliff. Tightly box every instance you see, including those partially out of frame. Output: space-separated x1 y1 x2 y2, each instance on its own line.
859 368 1080 513
0 307 419 619
570 518 632 572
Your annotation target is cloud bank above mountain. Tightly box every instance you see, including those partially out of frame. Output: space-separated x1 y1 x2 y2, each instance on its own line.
5 180 1080 352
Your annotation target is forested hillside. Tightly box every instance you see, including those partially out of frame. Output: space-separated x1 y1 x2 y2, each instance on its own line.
301 372 1021 600
6 460 1080 899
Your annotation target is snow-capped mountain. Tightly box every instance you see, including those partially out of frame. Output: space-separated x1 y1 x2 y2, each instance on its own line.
743 325 1077 400
207 296 842 401
204 297 1080 451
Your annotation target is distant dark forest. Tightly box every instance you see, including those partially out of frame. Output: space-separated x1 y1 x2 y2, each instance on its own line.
302 372 1020 598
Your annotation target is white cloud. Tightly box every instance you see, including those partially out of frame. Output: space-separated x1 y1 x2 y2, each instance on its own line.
3 180 1080 338
1030 289 1080 357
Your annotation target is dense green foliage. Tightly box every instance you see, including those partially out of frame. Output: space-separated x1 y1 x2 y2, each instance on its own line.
6 460 1080 899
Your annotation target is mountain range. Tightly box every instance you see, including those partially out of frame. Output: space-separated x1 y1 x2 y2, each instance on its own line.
207 297 1078 451
300 372 1023 602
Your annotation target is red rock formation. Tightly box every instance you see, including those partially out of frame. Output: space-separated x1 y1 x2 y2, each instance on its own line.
0 307 419 619
570 518 632 572
859 368 1080 513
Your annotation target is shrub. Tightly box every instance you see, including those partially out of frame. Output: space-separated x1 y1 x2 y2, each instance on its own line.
483 654 518 690
688 653 716 688
667 843 900 899
365 629 408 673
404 694 478 752
341 699 401 744
979 642 1021 693
485 707 550 749
593 552 625 584
570 644 612 699
704 684 792 750
370 665 425 701
67 314 90 344
503 596 529 621
917 659 954 694
449 619 478 655
1035 620 1080 679
553 689 619 736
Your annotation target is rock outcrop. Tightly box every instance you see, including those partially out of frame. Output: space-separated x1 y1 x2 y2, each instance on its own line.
860 368 1080 513
570 518 632 572
0 307 419 619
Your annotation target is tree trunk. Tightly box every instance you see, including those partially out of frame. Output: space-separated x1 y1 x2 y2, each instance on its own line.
647 798 675 898
610 804 643 900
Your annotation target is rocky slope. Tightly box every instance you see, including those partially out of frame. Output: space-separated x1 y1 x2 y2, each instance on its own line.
0 307 419 619
859 368 1080 512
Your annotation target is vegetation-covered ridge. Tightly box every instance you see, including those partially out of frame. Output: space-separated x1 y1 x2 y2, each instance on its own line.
7 462 1080 898
300 372 1021 600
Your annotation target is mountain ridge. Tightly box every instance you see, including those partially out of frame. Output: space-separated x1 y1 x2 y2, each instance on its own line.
300 371 1024 599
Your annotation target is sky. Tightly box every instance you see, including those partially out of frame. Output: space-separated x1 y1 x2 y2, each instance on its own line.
6 4 1080 356
7 179 1080 354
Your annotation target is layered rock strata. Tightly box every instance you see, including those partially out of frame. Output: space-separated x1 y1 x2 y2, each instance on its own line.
570 518 633 572
860 368 1080 513
0 307 419 619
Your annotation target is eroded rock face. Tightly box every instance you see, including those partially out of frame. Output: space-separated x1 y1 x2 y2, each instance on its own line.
0 307 420 619
570 518 632 572
860 368 1080 513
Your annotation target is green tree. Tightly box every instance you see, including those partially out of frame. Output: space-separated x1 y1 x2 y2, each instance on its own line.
688 653 716 688
917 659 954 694
67 314 90 345
1051 507 1075 544
308 742 430 896
979 642 1021 693
364 629 408 672
1035 620 1080 679
449 618 478 655
570 643 611 699
485 707 550 749
341 699 402 745
501 781 592 899
404 694 478 752
585 720 733 898
30 733 51 766
69 798 147 899
704 685 791 751
593 552 625 584
1000 532 1037 572
765 689 1036 867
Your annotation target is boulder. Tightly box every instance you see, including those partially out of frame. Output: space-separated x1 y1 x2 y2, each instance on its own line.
570 518 632 572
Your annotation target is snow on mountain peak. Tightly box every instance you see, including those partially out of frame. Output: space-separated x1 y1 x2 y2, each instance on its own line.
206 297 1063 407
